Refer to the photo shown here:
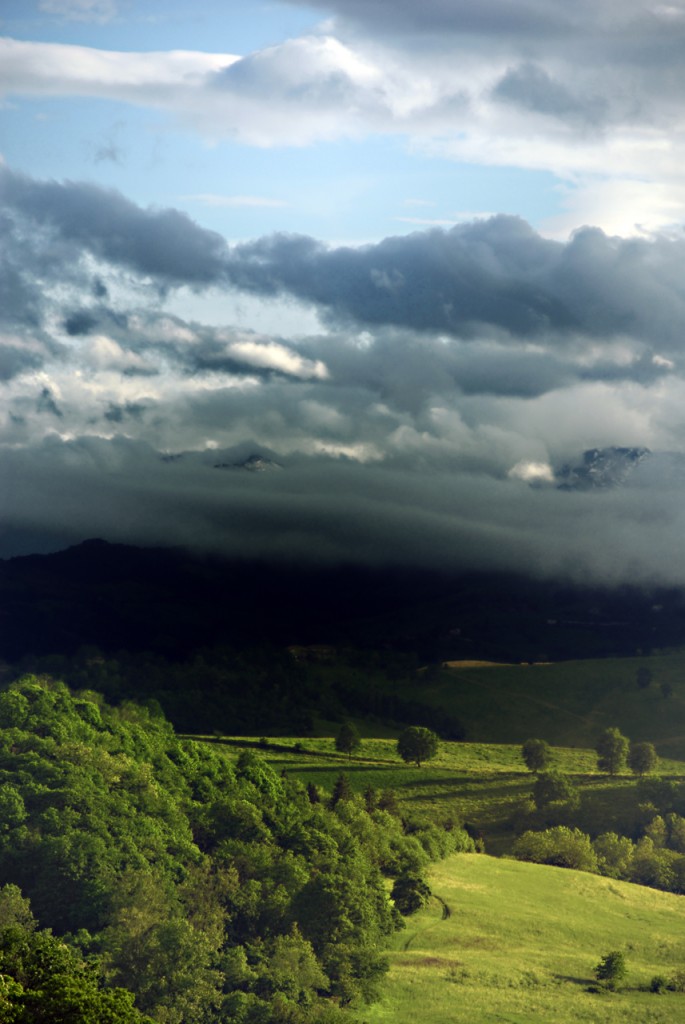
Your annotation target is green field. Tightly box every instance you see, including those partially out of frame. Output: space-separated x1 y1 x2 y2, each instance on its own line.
213 736 685 854
405 653 685 757
365 853 685 1024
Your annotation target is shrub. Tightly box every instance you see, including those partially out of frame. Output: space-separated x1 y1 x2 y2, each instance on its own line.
628 741 658 776
650 975 668 994
594 950 627 990
391 873 431 915
514 826 598 872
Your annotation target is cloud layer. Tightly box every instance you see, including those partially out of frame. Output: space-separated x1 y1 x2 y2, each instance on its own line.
4 0 685 232
3 165 685 582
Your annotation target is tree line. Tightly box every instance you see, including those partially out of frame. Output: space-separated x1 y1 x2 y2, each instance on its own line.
0 677 473 1023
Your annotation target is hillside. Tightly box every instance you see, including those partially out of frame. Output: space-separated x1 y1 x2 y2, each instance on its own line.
367 853 685 1023
215 736 685 856
376 653 685 756
3 540 685 662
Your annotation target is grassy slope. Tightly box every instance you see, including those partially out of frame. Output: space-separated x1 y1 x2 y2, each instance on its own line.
365 853 685 1024
406 653 685 757
214 737 685 854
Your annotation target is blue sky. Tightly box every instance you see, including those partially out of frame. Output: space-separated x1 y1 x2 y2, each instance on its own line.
3 1 685 581
0 0 568 245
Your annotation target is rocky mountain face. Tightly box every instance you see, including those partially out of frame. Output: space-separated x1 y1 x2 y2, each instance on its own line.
557 447 651 489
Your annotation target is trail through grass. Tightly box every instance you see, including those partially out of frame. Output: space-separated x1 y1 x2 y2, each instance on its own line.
366 853 685 1023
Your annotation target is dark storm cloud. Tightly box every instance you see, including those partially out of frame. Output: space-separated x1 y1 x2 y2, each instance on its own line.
226 221 685 348
3 433 685 586
5 166 685 348
0 166 227 287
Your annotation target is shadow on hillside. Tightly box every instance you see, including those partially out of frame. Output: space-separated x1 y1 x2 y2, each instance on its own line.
553 973 590 987
268 761 402 776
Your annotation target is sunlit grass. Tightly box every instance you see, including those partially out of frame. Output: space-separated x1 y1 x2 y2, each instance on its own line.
365 853 685 1023
207 736 685 853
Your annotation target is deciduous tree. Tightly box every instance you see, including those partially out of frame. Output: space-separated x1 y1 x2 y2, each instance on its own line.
397 726 438 767
521 738 551 772
596 727 629 775
335 722 361 760
628 741 658 776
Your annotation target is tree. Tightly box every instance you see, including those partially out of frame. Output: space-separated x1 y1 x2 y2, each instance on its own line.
329 773 352 808
521 738 551 772
596 727 629 775
397 726 439 767
532 771 577 810
594 950 627 990
390 873 431 915
335 722 361 760
628 741 658 776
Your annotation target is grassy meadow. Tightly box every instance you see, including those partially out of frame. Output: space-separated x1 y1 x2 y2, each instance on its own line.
304 649 685 758
213 735 685 854
205 652 685 1020
399 652 685 757
363 852 685 1024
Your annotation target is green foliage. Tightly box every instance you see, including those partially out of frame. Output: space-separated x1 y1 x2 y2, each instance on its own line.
627 741 657 776
592 833 634 879
532 771 577 811
390 874 431 916
594 950 627 990
513 827 598 872
521 738 551 772
0 885 153 1023
596 727 629 775
329 774 352 808
397 727 439 767
335 722 361 759
0 677 446 1021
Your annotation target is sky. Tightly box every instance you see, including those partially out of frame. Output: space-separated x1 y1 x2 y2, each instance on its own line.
3 0 685 583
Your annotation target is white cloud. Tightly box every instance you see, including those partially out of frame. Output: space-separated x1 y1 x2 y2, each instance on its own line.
3 19 685 231
227 339 329 380
508 460 555 483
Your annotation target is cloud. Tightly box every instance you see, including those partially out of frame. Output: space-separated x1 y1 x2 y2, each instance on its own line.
4 432 685 588
0 165 228 287
4 166 685 584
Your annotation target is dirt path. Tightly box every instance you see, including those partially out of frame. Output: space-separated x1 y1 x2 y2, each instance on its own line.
402 893 451 949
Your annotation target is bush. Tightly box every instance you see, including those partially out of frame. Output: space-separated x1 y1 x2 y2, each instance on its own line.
594 950 627 990
667 969 685 992
650 975 668 994
514 826 598 872
533 771 578 811
391 873 431 915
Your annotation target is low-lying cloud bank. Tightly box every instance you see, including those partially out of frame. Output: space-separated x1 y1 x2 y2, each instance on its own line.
3 435 685 587
3 167 685 583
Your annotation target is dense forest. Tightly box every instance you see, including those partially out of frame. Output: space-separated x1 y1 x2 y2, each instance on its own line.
0 675 473 1023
